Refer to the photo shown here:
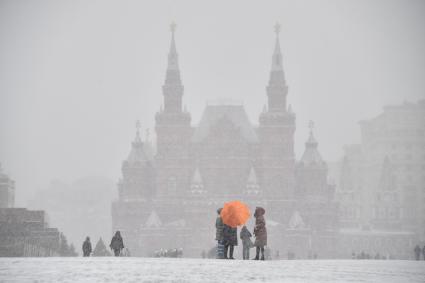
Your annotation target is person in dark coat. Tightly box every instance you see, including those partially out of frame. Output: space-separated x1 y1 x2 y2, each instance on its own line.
82 236 92 257
414 245 421 260
423 246 425 261
110 231 124 257
223 224 237 259
215 208 224 259
240 225 252 260
253 207 267 260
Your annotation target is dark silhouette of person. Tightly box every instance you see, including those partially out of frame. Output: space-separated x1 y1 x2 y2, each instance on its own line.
253 207 267 260
223 224 237 259
240 225 252 260
82 236 92 257
110 231 124 257
215 208 224 259
422 246 425 261
414 245 421 260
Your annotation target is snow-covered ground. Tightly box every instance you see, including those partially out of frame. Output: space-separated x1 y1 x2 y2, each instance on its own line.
0 258 424 283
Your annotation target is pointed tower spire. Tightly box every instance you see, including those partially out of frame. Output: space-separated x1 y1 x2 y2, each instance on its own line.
167 22 179 71
135 120 142 143
266 22 288 112
162 22 184 113
272 23 283 72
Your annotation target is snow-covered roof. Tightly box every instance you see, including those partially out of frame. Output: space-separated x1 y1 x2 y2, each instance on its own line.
191 105 258 143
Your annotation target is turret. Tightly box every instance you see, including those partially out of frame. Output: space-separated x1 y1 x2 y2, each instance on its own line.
257 23 296 198
295 121 330 200
155 23 192 197
118 121 155 200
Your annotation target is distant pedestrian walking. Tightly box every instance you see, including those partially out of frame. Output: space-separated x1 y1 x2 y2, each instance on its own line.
223 224 237 259
110 231 124 257
253 207 267 260
423 246 425 261
414 245 421 260
240 225 253 260
82 236 92 257
215 208 224 259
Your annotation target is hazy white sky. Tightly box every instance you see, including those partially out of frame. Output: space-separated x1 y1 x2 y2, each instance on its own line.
1 0 424 205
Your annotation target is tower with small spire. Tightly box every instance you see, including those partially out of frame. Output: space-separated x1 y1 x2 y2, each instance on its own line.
293 122 339 251
258 23 296 198
155 23 192 198
118 121 155 201
295 121 330 199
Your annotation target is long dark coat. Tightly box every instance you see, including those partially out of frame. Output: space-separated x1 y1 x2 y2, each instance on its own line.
216 216 224 242
110 232 124 251
82 239 92 255
223 224 238 246
254 207 267 247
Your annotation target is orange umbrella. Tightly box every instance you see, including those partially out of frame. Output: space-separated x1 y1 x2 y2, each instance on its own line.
220 201 250 228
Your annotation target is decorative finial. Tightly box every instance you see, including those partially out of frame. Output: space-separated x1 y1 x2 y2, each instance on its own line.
136 120 141 138
170 22 177 34
308 120 315 134
133 120 142 143
274 22 281 36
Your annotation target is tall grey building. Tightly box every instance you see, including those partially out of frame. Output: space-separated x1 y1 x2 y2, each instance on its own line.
336 100 425 259
112 24 338 258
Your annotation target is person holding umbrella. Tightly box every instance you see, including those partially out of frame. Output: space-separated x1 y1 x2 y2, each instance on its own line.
223 223 238 259
253 207 267 260
220 201 251 260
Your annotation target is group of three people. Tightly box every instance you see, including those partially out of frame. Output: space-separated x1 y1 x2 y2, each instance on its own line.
216 206 267 260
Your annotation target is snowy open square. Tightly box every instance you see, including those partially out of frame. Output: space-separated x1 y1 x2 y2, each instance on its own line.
0 258 424 283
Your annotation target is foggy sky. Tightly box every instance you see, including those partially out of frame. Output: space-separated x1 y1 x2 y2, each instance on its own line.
1 0 424 205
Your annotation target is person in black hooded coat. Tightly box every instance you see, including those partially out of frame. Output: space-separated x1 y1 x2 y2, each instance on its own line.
110 231 124 257
82 236 92 257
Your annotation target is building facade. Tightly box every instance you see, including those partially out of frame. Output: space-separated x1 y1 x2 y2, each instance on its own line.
336 100 425 259
0 163 15 208
112 25 339 258
0 165 74 257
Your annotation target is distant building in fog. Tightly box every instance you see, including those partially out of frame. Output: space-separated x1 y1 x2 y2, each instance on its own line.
112 24 338 258
0 163 15 208
0 164 73 257
336 100 425 259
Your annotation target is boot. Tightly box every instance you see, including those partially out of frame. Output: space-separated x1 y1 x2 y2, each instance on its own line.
229 246 234 259
223 245 229 259
253 246 259 260
260 247 265 260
